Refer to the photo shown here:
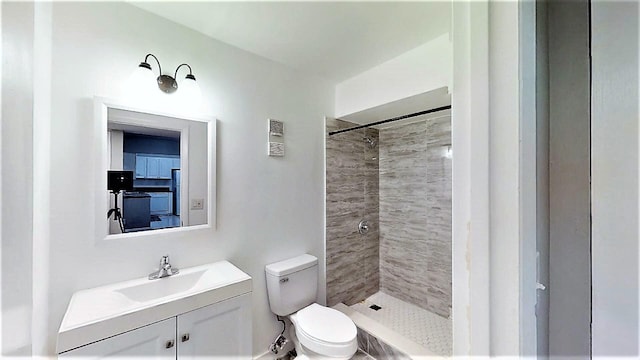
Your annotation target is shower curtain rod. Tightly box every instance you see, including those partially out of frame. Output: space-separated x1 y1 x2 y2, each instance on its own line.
328 104 452 136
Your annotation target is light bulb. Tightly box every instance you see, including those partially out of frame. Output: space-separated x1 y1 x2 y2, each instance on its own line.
125 64 157 104
178 75 202 109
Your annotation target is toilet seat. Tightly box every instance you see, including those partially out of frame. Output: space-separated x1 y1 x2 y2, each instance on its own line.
290 303 357 358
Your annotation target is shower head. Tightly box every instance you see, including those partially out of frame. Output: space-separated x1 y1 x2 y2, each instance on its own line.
363 137 378 148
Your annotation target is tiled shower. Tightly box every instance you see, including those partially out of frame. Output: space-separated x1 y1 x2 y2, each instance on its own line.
325 113 452 355
326 119 380 306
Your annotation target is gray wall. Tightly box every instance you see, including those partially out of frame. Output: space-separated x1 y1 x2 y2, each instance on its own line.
378 117 451 318
535 0 550 357
548 1 591 357
325 118 379 306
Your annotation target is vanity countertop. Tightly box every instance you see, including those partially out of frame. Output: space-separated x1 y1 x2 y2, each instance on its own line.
57 260 252 354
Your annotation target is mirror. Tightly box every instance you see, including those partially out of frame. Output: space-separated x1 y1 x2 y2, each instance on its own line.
95 98 215 240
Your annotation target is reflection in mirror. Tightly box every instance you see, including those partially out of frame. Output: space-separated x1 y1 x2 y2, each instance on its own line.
105 107 208 235
108 124 182 233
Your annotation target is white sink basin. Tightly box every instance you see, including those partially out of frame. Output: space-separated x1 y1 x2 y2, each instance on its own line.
57 260 252 354
116 269 206 303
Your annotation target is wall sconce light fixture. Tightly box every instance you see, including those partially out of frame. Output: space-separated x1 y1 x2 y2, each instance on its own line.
134 53 200 96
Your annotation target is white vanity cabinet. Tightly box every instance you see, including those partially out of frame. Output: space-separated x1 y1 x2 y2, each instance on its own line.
57 261 252 359
58 317 176 359
177 293 251 359
58 294 251 359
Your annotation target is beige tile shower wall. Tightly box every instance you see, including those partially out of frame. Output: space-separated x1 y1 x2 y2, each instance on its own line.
326 118 379 306
363 128 380 299
378 116 452 318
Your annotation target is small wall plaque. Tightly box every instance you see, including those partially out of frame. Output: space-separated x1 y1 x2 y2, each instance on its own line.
268 142 285 157
269 119 284 137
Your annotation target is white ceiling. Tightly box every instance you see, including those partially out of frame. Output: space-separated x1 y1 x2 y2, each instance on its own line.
341 86 450 127
130 1 451 82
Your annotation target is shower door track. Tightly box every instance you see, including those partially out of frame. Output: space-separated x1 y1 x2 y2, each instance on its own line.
328 104 452 136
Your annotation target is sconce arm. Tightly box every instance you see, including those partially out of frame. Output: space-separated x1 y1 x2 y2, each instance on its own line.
174 63 195 80
144 53 162 76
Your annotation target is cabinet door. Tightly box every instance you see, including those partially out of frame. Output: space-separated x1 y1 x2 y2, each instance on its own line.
146 157 159 179
58 318 176 359
150 193 171 215
177 293 252 359
156 157 175 179
135 155 147 178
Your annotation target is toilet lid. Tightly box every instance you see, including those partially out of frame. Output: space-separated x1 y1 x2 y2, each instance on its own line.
295 303 357 344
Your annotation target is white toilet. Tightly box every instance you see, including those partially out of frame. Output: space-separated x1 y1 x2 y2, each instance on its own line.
265 254 358 359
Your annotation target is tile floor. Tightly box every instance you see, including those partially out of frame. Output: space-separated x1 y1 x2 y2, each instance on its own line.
351 292 452 357
281 349 373 360
352 349 376 359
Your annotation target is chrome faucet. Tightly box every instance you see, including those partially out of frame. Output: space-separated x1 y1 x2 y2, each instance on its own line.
148 255 179 280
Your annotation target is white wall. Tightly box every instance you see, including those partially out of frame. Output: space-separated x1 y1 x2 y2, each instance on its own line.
591 2 639 356
108 130 124 171
488 1 522 355
451 1 490 355
451 2 535 356
31 3 53 356
1 2 34 357
30 2 333 356
107 129 123 235
335 34 452 117
519 1 539 356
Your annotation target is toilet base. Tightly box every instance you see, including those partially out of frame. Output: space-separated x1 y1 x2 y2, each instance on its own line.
288 322 354 360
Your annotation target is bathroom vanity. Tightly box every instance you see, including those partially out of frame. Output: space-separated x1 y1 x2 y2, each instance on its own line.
57 261 252 359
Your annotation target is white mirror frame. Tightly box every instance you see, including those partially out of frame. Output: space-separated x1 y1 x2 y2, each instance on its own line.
94 97 216 241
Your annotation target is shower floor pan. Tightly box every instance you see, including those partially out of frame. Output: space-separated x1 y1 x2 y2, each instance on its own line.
334 292 452 359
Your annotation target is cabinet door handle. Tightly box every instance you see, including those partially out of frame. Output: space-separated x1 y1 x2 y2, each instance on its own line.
165 340 175 349
181 333 190 342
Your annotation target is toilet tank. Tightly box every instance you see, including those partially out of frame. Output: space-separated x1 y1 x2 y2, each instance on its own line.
265 254 318 316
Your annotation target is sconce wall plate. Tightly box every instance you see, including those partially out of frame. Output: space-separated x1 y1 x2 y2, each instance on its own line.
158 74 178 93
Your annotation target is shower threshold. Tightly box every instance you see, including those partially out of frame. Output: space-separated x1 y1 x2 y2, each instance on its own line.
333 292 452 359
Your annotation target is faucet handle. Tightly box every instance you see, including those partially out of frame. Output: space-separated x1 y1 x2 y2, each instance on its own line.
149 255 178 280
160 255 170 266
